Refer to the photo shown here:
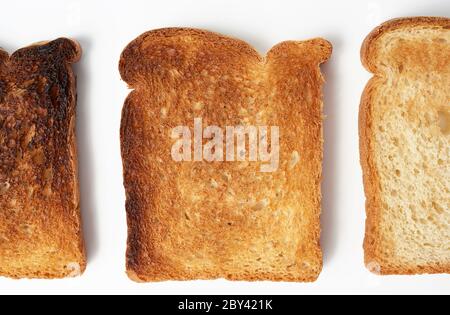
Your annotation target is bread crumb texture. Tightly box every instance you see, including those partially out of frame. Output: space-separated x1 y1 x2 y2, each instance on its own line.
120 28 331 282
360 17 450 275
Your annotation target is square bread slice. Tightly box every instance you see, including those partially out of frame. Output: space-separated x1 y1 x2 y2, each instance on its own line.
360 17 450 275
0 39 85 279
120 28 331 282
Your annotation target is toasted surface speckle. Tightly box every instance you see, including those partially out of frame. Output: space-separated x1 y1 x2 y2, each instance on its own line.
120 28 331 282
360 17 450 275
0 39 85 279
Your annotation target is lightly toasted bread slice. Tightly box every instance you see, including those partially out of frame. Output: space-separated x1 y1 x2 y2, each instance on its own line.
0 39 85 279
120 28 331 282
360 17 450 275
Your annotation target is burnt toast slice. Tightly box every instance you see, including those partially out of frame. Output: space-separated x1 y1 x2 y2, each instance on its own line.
0 39 85 279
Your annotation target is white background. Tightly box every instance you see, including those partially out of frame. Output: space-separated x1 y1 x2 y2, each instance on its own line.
0 0 449 295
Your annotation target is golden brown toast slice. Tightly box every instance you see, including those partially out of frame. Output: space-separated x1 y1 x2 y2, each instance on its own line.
120 28 331 282
360 17 450 275
0 39 85 279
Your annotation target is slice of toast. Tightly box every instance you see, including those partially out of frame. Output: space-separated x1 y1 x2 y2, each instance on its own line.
360 17 450 275
120 28 331 282
0 39 85 279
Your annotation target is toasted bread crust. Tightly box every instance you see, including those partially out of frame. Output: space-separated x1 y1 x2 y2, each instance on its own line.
361 17 450 73
120 28 331 282
0 39 85 279
360 17 450 275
